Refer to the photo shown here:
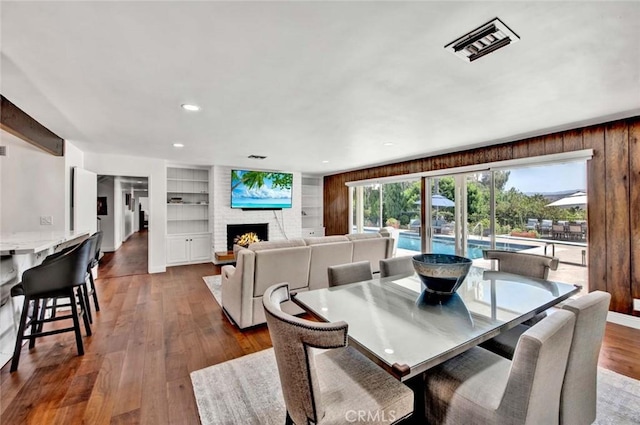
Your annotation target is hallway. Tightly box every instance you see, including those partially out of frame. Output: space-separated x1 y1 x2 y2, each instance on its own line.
98 229 148 278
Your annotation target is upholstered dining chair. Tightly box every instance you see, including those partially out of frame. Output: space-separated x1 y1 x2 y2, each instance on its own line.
482 249 559 279
424 309 576 425
482 249 559 326
10 239 93 372
263 283 414 425
327 261 373 287
379 256 413 278
480 291 611 425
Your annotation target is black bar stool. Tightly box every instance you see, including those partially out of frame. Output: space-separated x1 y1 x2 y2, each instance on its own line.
10 239 93 372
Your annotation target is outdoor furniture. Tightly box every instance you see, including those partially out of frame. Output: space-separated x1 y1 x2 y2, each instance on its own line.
423 310 576 425
540 219 553 235
525 218 539 231
327 261 373 287
552 224 566 239
568 224 584 240
478 291 610 425
263 282 414 425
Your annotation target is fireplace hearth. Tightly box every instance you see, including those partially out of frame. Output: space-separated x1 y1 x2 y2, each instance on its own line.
227 223 269 251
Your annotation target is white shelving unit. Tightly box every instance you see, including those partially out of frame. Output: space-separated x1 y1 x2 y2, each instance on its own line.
166 166 211 265
301 176 324 237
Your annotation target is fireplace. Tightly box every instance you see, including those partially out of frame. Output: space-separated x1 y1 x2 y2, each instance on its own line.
227 223 269 251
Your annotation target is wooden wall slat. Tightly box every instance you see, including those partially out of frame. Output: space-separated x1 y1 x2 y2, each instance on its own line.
528 136 546 157
544 133 564 155
563 129 583 152
584 126 607 293
604 122 631 313
511 141 529 159
629 119 640 306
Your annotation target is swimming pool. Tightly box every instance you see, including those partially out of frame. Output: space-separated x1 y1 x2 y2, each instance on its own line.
396 232 536 259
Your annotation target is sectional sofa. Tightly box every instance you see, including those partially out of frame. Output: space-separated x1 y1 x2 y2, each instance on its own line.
221 233 394 329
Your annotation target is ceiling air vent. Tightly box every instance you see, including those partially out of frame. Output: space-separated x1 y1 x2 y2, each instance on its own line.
0 146 6 156
445 17 519 62
247 154 267 160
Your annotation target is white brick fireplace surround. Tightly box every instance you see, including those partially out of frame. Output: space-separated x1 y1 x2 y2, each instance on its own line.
211 166 302 253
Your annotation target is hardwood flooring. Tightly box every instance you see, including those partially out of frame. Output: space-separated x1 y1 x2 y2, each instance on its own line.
99 229 148 278
1 257 639 424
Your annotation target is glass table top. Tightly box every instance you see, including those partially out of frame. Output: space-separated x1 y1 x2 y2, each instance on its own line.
292 266 579 381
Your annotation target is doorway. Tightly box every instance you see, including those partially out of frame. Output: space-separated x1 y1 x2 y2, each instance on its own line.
97 175 149 277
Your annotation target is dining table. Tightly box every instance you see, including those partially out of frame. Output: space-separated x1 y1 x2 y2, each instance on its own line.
292 265 580 382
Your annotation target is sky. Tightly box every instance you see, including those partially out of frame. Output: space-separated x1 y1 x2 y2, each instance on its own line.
503 161 586 194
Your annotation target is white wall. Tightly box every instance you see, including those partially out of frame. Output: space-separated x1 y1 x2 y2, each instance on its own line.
84 152 166 273
122 187 134 241
0 130 66 232
212 166 302 252
97 176 116 251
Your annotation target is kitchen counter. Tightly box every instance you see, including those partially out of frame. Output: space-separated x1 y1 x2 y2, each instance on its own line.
0 230 90 255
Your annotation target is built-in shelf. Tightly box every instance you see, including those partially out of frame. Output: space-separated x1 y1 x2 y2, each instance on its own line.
166 167 211 252
301 176 324 236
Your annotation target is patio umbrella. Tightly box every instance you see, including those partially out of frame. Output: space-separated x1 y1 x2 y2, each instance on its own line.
546 192 587 208
431 194 455 207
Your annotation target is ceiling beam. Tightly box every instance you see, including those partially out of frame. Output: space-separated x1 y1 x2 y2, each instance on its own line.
0 95 64 156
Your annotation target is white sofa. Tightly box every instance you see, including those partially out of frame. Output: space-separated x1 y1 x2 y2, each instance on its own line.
221 233 394 329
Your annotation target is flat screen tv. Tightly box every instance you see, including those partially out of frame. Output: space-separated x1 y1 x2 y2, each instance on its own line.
231 169 293 209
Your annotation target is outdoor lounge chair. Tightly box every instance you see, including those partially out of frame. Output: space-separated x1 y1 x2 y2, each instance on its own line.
525 218 539 231
540 219 553 235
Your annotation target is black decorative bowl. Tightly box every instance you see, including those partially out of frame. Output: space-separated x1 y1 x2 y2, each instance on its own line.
412 253 472 296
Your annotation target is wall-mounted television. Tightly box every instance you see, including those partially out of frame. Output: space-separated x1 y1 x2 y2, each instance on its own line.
231 169 293 209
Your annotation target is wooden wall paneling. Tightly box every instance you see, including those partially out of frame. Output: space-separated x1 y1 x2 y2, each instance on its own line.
604 122 631 313
473 149 487 166
563 129 584 152
584 127 607 291
528 136 546 157
511 140 529 159
584 126 607 293
322 117 639 314
544 133 564 155
495 144 513 162
628 119 640 304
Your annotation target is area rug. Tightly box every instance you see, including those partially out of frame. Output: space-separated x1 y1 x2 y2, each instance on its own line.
191 348 640 425
202 275 222 307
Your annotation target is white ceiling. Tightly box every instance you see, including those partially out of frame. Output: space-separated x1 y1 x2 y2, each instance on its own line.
2 1 639 176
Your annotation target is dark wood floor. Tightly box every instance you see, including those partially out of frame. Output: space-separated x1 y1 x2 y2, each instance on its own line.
99 229 149 278
1 246 639 424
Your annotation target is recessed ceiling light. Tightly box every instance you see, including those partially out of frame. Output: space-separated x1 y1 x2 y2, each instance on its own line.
181 103 201 111
383 142 394 146
137 181 142 183
173 143 184 148
322 160 329 164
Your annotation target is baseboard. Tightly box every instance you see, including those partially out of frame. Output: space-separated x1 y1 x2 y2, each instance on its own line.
607 311 640 330
149 265 166 274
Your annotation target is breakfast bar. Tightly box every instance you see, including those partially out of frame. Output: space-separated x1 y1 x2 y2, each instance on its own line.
0 230 90 366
